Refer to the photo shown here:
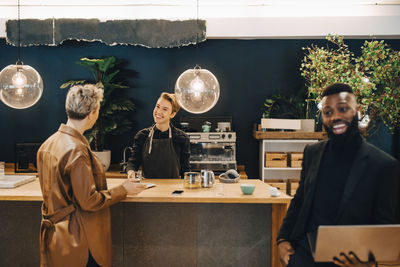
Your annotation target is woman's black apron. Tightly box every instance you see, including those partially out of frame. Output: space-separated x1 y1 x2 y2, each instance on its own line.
141 125 180 178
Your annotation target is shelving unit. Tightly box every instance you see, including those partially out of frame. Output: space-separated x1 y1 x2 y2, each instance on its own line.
253 131 327 181
260 139 317 181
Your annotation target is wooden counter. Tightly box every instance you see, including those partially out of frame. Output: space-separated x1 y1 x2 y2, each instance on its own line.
0 177 290 267
0 178 290 204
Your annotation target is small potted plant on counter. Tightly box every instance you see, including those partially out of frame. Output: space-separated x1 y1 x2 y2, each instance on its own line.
61 56 136 170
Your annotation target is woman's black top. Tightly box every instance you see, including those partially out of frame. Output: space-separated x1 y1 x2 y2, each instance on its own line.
126 124 191 178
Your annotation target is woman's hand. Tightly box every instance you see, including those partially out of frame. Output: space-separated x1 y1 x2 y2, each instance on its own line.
333 251 376 267
122 179 146 195
278 240 295 267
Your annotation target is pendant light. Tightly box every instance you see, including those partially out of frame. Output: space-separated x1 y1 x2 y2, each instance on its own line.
174 0 220 114
0 0 43 109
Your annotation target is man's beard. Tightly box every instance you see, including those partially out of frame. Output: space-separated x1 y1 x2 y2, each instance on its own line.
323 115 360 145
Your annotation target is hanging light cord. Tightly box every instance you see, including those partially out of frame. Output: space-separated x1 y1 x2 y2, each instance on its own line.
17 0 22 65
195 0 199 68
196 0 199 44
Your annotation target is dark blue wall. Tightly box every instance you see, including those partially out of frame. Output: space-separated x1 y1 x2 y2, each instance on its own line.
1 38 399 178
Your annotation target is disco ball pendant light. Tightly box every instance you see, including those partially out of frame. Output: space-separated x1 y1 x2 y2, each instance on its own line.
175 65 220 114
174 0 220 114
0 0 43 109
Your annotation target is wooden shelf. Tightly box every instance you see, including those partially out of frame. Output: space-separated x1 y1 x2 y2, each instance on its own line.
253 131 327 140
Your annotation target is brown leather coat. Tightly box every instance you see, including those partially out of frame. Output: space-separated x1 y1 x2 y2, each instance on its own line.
37 124 127 267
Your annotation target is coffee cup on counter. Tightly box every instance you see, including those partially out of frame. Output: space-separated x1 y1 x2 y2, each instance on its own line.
240 184 255 195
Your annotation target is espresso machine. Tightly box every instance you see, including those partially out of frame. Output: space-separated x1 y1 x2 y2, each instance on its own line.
180 116 237 174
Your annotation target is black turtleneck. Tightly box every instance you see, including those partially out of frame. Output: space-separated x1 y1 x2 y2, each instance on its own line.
306 117 363 233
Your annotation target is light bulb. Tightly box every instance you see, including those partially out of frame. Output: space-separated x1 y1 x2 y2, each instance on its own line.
190 76 205 92
0 64 43 109
175 66 220 114
12 70 27 89
190 76 205 101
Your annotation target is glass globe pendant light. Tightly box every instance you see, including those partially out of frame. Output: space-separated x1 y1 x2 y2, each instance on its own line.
174 0 220 114
175 65 220 114
0 0 43 109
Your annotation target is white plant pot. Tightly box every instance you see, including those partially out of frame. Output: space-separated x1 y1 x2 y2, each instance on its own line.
300 119 315 132
93 150 111 171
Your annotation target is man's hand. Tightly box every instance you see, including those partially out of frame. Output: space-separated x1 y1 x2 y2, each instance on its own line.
122 179 146 195
127 170 135 179
278 240 295 267
333 251 376 267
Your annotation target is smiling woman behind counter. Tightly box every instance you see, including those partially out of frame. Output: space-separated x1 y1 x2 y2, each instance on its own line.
126 92 190 179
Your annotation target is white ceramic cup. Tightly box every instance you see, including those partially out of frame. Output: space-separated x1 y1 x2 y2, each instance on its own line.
269 186 280 197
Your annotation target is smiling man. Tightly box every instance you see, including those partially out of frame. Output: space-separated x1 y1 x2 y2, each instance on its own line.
277 83 400 267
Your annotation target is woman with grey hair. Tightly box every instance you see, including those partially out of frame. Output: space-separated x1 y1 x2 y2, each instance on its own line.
37 84 146 267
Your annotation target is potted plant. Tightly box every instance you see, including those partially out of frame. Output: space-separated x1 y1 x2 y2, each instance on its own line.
300 35 400 157
61 56 136 169
261 88 316 132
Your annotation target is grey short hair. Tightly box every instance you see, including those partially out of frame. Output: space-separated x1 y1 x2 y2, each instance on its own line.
65 84 104 120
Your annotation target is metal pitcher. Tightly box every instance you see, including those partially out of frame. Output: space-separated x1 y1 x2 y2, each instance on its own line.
201 169 215 188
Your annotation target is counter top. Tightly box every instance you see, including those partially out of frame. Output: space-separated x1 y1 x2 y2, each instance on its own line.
0 178 291 204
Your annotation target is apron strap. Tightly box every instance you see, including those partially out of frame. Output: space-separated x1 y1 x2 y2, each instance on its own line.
148 124 172 154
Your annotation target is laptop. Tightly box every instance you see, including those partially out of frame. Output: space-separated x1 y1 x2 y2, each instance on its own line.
0 175 36 188
307 225 400 263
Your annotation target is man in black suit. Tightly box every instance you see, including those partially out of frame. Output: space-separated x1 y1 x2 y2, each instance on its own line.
277 83 399 267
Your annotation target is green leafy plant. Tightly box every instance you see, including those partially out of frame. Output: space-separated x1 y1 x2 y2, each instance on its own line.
263 87 316 119
300 35 400 133
61 56 135 151
263 93 304 119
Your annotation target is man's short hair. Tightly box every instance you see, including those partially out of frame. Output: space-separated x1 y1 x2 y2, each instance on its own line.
321 83 353 97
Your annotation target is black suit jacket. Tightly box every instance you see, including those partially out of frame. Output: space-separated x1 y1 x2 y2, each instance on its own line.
277 139 400 243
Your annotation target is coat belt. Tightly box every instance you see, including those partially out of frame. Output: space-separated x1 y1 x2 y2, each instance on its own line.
40 203 76 266
41 203 76 228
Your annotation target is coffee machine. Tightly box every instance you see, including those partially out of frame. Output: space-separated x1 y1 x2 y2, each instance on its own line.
180 116 237 174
